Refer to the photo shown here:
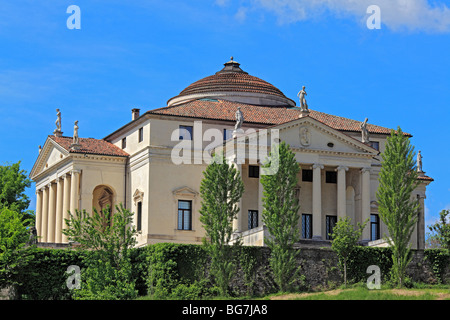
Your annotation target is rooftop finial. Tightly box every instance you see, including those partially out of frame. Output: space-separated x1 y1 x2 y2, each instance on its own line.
230 56 234 61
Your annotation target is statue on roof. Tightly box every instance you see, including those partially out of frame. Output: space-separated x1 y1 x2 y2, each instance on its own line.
234 107 244 131
360 117 370 144
71 120 80 150
54 108 63 137
297 86 309 112
417 150 423 173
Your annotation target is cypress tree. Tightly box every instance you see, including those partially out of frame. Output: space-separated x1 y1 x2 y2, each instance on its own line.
376 126 420 287
261 141 301 292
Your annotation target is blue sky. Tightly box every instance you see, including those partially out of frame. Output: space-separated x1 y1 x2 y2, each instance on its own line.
0 0 449 231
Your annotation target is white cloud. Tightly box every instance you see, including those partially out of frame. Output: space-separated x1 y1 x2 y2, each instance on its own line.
235 7 248 22
251 0 450 32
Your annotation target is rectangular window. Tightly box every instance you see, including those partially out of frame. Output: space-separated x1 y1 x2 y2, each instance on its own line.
137 201 142 232
302 214 313 239
302 169 313 182
177 200 192 230
326 215 338 240
371 214 380 241
248 210 258 229
122 137 127 149
369 141 380 151
326 171 337 184
179 125 193 140
248 165 260 178
138 127 144 143
223 129 233 141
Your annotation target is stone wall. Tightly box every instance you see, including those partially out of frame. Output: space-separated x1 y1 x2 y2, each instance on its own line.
231 247 449 296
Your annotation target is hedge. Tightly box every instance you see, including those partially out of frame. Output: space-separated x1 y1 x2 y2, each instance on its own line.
14 248 87 300
4 244 449 299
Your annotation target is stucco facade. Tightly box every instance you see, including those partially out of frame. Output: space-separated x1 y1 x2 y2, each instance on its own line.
30 58 432 249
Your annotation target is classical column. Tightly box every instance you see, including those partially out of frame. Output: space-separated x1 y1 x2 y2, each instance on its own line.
417 195 426 250
70 170 81 216
41 185 49 243
312 163 324 239
232 163 243 235
55 177 64 244
361 168 371 241
258 173 264 227
47 182 57 243
337 166 349 220
35 189 43 243
62 174 71 243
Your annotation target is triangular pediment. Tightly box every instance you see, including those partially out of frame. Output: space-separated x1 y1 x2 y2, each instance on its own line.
29 137 70 180
172 186 198 198
272 116 378 156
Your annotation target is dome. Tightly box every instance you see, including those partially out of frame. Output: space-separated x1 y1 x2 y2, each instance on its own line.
167 58 296 107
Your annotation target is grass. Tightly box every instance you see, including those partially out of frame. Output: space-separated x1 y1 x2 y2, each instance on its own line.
268 285 450 300
136 284 450 300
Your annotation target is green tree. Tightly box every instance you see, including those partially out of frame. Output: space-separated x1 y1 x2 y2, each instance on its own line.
199 153 244 296
427 209 450 250
330 217 367 287
261 141 301 292
0 208 34 291
0 162 33 221
376 126 420 288
63 204 139 299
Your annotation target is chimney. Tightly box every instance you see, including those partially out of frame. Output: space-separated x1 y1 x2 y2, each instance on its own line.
132 108 140 120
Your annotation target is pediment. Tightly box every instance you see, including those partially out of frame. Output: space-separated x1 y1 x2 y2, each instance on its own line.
172 186 198 198
29 137 70 180
273 116 378 157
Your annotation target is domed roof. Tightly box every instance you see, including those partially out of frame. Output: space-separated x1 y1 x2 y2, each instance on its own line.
167 58 296 107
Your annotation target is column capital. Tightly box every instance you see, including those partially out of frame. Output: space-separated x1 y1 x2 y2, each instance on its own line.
336 165 349 172
71 169 81 175
312 163 324 170
361 167 371 174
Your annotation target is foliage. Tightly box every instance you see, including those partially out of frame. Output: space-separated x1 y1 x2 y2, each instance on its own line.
0 207 34 291
62 204 139 299
424 248 450 284
199 153 244 296
260 141 301 292
345 246 393 284
427 209 450 250
6 243 450 300
145 243 212 299
376 126 420 288
15 248 86 300
330 217 367 286
0 162 32 215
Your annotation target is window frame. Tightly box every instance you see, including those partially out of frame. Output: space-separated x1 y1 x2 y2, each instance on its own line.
325 171 337 184
370 214 380 241
302 214 313 239
138 127 144 143
137 201 142 232
248 165 260 178
179 125 193 141
248 210 259 230
177 200 192 231
121 137 127 149
302 169 313 182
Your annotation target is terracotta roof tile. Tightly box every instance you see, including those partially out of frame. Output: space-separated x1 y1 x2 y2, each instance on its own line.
49 136 129 157
418 175 434 182
149 99 410 136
